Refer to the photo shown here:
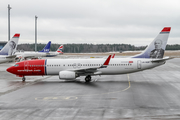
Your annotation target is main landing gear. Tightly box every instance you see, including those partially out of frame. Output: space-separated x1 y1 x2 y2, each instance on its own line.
22 76 26 82
85 75 91 82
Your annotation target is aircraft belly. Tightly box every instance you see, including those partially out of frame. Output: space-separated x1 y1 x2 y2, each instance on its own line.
101 67 136 75
46 67 62 75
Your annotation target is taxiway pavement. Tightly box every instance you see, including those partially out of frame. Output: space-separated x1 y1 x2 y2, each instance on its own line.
0 58 180 120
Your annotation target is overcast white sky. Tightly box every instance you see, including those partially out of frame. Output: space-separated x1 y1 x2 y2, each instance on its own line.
0 0 180 46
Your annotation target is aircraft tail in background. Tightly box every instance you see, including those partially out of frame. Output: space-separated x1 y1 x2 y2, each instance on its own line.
132 27 171 59
0 34 20 56
39 41 51 53
56 45 63 54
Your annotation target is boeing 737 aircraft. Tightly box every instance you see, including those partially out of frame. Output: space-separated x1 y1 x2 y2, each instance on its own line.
15 41 51 61
0 34 20 64
7 27 171 82
15 43 63 61
46 45 64 57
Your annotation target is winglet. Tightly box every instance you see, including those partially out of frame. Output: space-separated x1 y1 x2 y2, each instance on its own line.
99 55 111 68
103 55 111 65
112 54 115 58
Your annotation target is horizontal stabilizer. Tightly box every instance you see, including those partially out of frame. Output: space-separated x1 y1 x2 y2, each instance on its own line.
151 57 173 62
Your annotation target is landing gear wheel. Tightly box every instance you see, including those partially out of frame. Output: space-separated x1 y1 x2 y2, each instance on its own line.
85 75 91 82
22 77 26 82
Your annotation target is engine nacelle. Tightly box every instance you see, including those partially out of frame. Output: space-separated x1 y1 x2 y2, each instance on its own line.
59 71 76 79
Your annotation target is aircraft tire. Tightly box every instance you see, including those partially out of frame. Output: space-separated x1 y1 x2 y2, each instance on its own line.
22 77 26 81
85 75 91 82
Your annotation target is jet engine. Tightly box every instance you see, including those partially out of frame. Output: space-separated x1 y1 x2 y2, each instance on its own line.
59 71 77 79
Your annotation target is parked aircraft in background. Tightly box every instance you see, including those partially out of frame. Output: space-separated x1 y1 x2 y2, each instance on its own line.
15 41 51 61
7 27 171 82
46 45 64 57
15 43 64 61
0 34 20 64
56 45 63 54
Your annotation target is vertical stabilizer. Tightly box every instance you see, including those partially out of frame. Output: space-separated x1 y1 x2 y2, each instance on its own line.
39 41 51 53
132 27 171 59
56 45 63 54
0 34 20 55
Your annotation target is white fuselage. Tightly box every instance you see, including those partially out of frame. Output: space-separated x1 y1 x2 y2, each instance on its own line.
0 56 14 64
15 51 47 58
45 58 164 76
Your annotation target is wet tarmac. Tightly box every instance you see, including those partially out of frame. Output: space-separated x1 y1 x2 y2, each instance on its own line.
0 58 180 119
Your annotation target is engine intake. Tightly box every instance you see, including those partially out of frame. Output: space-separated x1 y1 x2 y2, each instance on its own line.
59 71 77 79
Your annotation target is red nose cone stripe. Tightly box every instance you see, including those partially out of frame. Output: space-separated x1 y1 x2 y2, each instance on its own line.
6 67 11 73
7 59 46 76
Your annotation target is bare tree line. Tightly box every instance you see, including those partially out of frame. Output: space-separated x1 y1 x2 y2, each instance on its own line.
17 43 180 53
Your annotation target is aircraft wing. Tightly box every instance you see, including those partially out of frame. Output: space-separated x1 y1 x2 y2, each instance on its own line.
17 55 35 59
67 55 112 75
6 55 16 58
151 57 174 62
15 55 39 62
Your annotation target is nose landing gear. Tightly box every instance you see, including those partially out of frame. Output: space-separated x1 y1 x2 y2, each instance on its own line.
22 76 26 82
85 75 91 82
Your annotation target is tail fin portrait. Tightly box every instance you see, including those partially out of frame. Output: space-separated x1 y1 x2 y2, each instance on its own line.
39 41 51 53
0 34 20 56
56 45 63 54
132 27 171 59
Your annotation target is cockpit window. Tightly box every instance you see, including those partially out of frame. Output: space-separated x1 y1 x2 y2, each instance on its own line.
14 64 19 67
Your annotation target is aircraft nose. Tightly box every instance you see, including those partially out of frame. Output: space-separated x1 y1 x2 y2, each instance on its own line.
6 66 13 74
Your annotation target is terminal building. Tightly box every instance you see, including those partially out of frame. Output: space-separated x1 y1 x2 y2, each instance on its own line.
0 41 7 50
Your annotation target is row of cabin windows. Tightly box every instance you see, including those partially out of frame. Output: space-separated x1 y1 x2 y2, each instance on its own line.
29 65 44 67
111 64 132 66
67 64 132 66
68 64 102 67
27 64 132 67
47 64 132 67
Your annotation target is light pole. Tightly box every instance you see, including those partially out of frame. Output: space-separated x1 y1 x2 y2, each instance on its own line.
8 4 12 41
35 16 38 52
